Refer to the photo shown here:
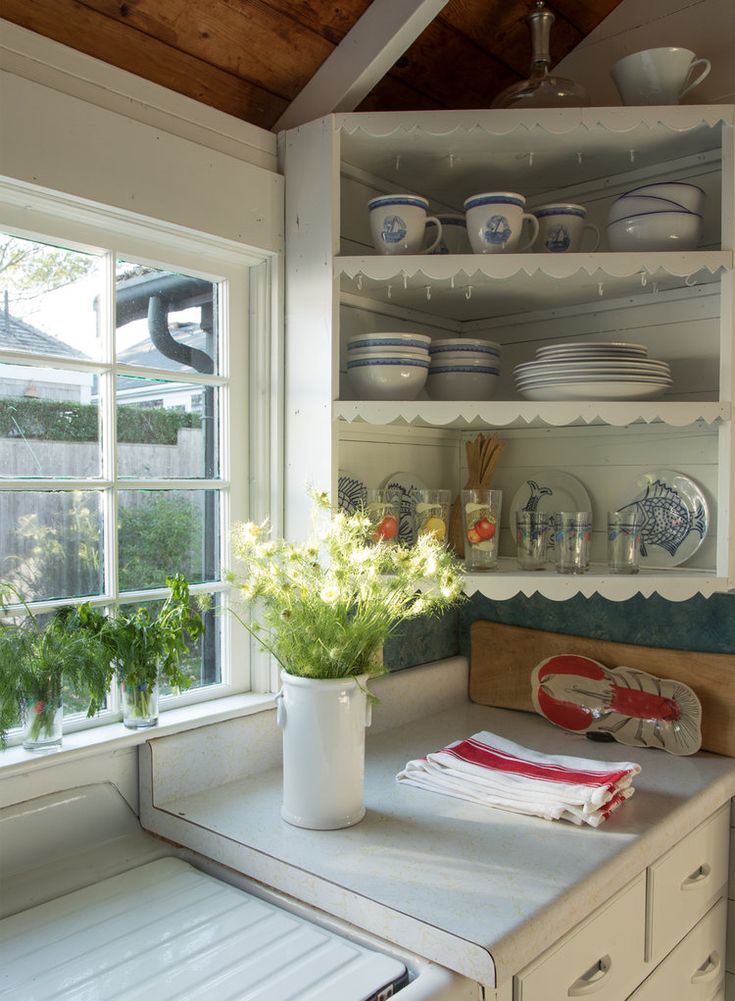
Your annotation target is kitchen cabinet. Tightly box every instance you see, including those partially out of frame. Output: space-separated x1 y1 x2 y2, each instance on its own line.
283 106 735 600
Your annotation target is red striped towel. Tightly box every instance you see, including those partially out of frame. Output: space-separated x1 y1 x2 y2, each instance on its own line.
396 731 640 827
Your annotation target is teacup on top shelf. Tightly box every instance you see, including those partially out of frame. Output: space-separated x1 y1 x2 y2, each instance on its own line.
611 47 711 106
464 192 539 254
532 203 600 253
429 213 472 255
368 194 442 255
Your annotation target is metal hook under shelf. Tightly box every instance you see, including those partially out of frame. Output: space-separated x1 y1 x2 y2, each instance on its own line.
465 285 473 300
425 285 432 301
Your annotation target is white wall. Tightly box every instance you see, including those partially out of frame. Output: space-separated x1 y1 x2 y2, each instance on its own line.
556 0 735 106
0 20 283 253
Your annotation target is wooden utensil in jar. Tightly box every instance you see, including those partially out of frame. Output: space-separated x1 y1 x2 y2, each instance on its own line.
448 432 505 556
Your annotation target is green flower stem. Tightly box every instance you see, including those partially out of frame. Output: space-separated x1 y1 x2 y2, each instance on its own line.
26 701 60 742
123 684 157 720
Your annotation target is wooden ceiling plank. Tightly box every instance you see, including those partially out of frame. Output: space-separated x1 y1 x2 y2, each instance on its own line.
439 0 584 76
1 0 287 128
274 0 450 131
78 0 335 99
547 0 624 37
381 18 522 109
253 0 373 48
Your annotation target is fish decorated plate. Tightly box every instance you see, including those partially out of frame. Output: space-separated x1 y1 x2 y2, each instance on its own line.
614 469 709 568
380 471 428 545
508 470 591 534
337 471 367 515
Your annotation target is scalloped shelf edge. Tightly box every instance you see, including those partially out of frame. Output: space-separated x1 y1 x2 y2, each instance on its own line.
462 574 731 602
335 254 731 283
335 107 734 139
333 402 730 429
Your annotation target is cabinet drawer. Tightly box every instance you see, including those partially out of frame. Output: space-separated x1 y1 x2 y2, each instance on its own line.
515 873 646 1001
648 805 730 964
629 897 726 1001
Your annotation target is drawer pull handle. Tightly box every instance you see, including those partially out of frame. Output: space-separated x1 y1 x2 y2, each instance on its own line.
567 955 612 996
691 950 721 984
681 862 712 889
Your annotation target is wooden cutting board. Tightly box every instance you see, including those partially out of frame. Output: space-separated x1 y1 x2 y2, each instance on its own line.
470 621 735 757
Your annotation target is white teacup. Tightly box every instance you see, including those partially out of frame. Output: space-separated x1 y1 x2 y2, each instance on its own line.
368 195 442 255
464 193 539 254
533 203 600 253
430 213 472 254
611 47 711 106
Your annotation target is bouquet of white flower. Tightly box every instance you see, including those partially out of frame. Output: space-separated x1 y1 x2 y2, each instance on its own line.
230 491 464 680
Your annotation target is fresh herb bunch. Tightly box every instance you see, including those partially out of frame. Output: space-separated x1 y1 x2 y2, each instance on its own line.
81 574 206 699
230 491 464 680
0 583 112 746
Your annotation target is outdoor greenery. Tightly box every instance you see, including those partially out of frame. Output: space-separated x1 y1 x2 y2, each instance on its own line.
0 583 112 746
0 397 201 445
230 491 464 680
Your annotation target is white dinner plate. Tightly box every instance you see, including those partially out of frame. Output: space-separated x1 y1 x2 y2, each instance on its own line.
536 341 648 356
509 470 591 533
515 360 670 375
519 381 668 400
515 374 671 387
613 469 709 568
380 471 428 545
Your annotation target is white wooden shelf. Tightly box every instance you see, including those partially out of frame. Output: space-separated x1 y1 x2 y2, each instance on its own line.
463 563 729 601
336 253 729 321
334 400 730 430
285 106 735 598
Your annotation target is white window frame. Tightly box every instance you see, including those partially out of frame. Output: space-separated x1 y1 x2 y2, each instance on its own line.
0 177 280 740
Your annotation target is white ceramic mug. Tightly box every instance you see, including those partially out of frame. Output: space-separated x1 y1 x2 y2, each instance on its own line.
368 194 442 255
430 213 472 254
464 193 539 254
533 203 600 253
611 47 711 106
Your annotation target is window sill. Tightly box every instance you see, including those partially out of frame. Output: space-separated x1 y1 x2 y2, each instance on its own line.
0 692 276 778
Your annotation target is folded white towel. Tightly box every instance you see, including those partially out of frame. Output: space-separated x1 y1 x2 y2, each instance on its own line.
396 730 641 827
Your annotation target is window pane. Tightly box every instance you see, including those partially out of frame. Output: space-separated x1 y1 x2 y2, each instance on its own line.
118 592 221 691
0 490 103 601
0 363 100 477
117 489 220 591
116 378 219 479
115 261 219 375
0 233 103 361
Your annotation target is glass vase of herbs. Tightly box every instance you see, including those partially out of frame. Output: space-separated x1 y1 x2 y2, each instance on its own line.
80 575 205 730
0 585 112 751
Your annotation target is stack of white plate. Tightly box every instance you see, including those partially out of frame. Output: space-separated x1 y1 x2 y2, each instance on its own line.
514 342 672 401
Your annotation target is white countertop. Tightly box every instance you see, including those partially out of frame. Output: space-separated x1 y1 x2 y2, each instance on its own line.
140 671 735 988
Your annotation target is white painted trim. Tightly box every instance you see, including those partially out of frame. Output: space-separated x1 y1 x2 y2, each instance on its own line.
0 692 276 777
0 18 277 170
275 0 449 131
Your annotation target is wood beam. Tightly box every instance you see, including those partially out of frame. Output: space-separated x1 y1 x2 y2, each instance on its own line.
274 0 450 132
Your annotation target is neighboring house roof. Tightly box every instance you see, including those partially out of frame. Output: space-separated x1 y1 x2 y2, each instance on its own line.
0 312 87 360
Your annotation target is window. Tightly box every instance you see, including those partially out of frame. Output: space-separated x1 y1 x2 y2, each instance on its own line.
0 190 270 741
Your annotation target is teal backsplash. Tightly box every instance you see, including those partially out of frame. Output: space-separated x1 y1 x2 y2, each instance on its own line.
459 592 735 655
385 592 734 670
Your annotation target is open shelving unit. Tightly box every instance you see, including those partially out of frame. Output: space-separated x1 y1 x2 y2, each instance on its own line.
283 106 735 601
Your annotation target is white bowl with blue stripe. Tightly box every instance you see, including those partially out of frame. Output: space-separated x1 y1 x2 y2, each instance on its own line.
429 337 501 359
347 355 428 400
426 362 500 401
348 332 431 352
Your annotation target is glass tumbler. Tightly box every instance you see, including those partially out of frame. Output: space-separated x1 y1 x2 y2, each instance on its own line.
553 512 592 574
462 489 502 572
516 511 549 570
366 489 400 544
608 510 642 574
414 489 451 545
